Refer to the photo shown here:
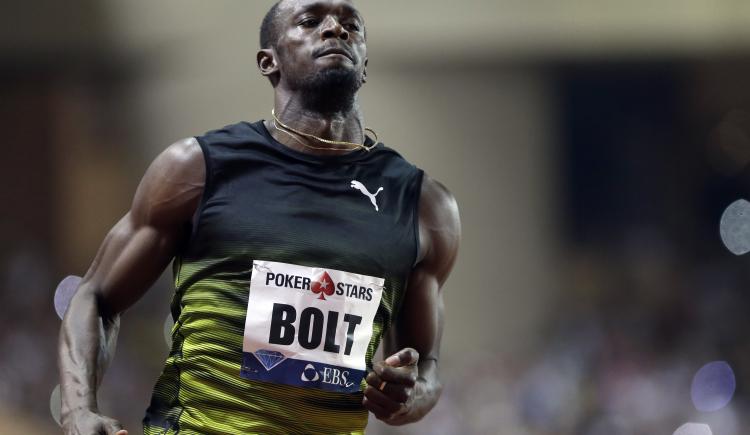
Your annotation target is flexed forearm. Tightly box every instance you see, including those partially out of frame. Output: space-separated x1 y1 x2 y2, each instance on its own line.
58 283 120 422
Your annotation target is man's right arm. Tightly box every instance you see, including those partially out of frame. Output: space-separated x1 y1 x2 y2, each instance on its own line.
57 138 205 435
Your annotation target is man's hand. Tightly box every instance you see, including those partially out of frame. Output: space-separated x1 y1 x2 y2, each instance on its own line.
363 347 420 425
63 408 128 435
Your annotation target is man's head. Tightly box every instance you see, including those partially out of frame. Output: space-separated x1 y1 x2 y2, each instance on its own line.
259 1 283 51
257 0 368 114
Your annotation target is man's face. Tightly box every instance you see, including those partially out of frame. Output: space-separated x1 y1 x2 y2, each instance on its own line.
272 0 367 91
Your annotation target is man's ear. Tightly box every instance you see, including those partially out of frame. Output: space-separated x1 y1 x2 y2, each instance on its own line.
257 49 279 77
362 57 368 84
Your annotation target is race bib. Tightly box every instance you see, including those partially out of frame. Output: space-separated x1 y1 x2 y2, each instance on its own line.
240 260 384 393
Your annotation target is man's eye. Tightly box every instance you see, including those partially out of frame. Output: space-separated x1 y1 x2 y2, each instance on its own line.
299 18 319 27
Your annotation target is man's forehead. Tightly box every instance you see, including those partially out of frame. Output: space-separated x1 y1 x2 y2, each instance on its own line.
277 0 362 18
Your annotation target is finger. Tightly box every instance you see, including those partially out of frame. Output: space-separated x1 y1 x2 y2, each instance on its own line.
362 396 392 420
365 372 412 402
373 362 417 386
366 380 412 404
365 370 383 388
100 417 125 435
385 347 419 367
364 385 403 414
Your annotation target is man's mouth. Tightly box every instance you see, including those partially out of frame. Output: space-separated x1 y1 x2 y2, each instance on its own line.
316 47 353 61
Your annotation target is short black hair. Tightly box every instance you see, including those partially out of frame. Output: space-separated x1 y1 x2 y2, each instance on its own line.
260 1 283 49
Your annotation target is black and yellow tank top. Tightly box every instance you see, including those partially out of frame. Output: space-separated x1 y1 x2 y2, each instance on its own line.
143 121 423 435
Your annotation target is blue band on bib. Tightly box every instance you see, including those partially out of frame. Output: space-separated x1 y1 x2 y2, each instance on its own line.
241 351 365 393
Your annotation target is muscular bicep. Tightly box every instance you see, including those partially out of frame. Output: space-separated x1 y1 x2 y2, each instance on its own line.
81 212 182 317
78 138 205 317
384 175 460 360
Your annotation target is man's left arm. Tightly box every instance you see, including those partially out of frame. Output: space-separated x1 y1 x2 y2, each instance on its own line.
363 175 461 425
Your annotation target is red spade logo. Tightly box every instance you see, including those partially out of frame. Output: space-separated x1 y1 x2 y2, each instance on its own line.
311 271 335 300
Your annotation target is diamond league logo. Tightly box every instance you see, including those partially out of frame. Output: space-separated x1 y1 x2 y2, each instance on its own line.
254 349 286 371
301 363 320 382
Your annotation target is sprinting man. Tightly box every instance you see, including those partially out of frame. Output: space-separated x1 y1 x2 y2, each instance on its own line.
58 1 460 433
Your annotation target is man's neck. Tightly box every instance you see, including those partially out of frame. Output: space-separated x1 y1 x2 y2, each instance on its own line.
268 93 367 156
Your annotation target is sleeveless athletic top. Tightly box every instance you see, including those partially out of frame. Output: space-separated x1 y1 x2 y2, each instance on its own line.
143 121 423 435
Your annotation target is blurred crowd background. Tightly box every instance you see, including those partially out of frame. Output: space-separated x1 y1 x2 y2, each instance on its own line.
2 1 750 434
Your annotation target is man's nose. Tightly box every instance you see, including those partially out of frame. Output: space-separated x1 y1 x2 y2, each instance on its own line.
320 15 349 40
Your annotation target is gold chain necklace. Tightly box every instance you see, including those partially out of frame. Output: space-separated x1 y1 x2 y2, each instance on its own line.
271 108 378 152
273 119 352 151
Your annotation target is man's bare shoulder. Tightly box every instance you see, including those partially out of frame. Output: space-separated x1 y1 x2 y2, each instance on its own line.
417 174 461 275
163 137 204 167
420 175 459 226
131 137 205 227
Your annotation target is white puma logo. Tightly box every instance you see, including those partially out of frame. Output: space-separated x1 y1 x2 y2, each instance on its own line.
350 180 383 211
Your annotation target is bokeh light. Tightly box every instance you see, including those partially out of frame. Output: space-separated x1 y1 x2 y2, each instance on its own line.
690 361 736 412
673 423 712 435
719 200 750 255
49 384 61 427
697 405 740 435
163 313 174 348
54 275 82 320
